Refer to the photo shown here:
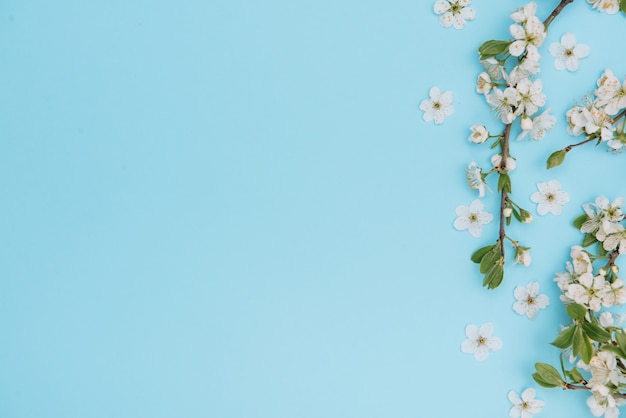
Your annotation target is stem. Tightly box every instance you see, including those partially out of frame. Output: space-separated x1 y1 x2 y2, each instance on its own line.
564 136 597 152
604 249 620 270
563 384 626 399
611 108 626 124
499 123 512 258
543 0 576 30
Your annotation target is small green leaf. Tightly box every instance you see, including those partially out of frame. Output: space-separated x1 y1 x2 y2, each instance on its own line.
512 207 522 222
573 214 588 230
573 326 593 364
478 40 512 59
480 246 500 274
603 345 626 358
567 367 584 383
534 363 564 386
471 244 496 264
532 373 560 388
551 326 576 349
498 173 512 193
582 322 611 343
484 264 504 289
616 332 626 353
566 303 587 320
547 149 567 169
582 233 598 247
621 0 626 14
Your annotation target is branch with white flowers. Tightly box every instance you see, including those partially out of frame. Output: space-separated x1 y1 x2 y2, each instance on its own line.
465 0 575 289
547 78 626 169
533 196 626 418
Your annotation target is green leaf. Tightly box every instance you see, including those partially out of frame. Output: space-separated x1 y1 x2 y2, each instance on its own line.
534 363 563 387
512 207 522 222
566 303 587 320
582 322 611 343
478 40 512 59
532 373 560 388
498 173 512 193
479 246 500 274
616 332 626 353
582 233 598 247
573 214 588 230
567 367 584 383
603 345 626 358
483 264 504 289
471 244 496 264
573 325 593 364
551 326 576 349
621 0 626 15
547 149 567 169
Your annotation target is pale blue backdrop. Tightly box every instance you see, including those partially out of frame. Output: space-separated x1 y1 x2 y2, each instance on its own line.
1 1 625 417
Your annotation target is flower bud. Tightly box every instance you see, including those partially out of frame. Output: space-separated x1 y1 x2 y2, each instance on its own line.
599 268 607 276
612 265 620 274
520 209 533 223
503 207 513 217
520 115 533 131
468 124 489 144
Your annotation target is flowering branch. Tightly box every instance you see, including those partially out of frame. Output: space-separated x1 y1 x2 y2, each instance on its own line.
533 196 626 417
547 72 626 169
543 0 576 29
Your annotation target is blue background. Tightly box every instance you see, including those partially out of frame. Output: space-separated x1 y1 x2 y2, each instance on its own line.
1 1 625 417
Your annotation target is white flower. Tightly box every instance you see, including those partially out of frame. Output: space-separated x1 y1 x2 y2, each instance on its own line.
510 2 537 24
514 78 545 117
596 69 626 116
549 33 590 72
466 161 490 198
508 388 544 418
434 0 476 29
468 124 489 143
481 58 506 81
530 180 570 216
487 87 520 124
513 281 550 319
516 108 557 141
491 153 517 172
461 322 502 361
587 0 620 14
476 72 492 95
453 199 494 237
587 392 623 418
513 246 532 267
509 15 545 61
420 87 454 124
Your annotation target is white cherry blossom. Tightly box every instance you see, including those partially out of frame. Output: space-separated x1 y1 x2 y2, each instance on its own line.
487 87 520 124
516 108 556 141
549 32 590 72
509 16 545 61
513 281 550 319
587 0 620 14
514 78 546 117
508 388 544 418
468 124 489 143
530 179 570 216
453 199 494 237
461 322 502 361
434 0 476 29
466 162 489 198
420 86 454 124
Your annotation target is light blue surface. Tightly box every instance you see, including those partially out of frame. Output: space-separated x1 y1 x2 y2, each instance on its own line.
1 1 625 417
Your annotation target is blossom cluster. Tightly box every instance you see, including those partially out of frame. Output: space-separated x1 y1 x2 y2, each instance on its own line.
566 69 626 151
534 196 626 418
554 245 626 312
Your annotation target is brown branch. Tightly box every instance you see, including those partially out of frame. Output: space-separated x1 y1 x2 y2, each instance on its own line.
543 0 576 29
498 123 512 258
564 136 597 152
563 383 626 399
